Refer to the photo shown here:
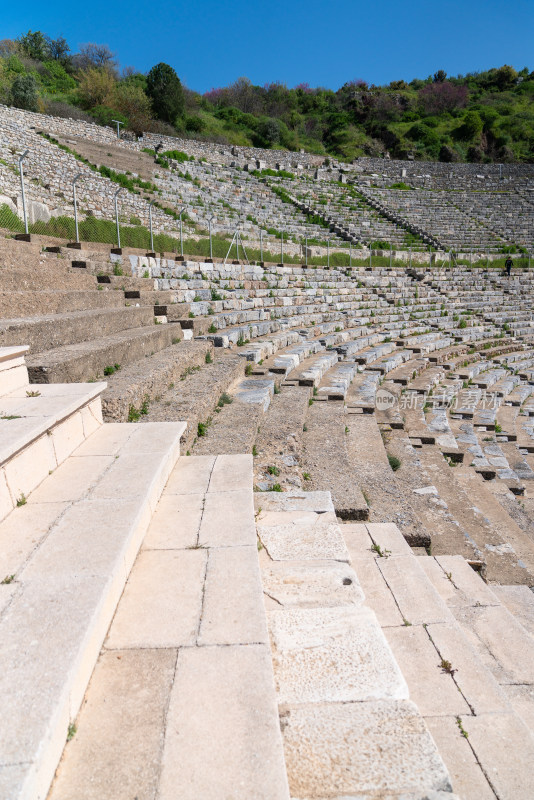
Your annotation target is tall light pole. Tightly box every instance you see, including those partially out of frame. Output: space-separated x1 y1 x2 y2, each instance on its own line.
72 173 82 244
112 120 124 139
114 188 123 249
18 150 29 234
148 200 155 253
179 206 185 257
208 215 214 260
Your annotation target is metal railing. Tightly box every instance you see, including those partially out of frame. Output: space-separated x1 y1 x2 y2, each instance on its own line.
0 158 531 270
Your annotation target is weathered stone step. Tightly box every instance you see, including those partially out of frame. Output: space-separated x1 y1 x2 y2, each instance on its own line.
47 454 289 800
0 268 97 292
0 307 155 353
0 290 126 317
301 400 369 519
257 495 454 799
0 420 185 800
26 323 175 384
100 339 211 422
343 522 534 800
0 352 106 521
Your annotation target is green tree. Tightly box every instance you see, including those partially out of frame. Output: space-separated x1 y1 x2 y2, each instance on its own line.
10 73 39 110
146 62 184 124
18 30 50 61
456 111 483 141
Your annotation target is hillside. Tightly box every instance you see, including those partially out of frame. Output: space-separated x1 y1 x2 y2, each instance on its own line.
0 30 533 163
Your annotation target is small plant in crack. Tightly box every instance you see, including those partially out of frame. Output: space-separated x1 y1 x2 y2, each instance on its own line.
67 723 77 742
267 466 280 476
26 390 41 397
371 543 391 558
1 575 15 584
440 658 457 676
456 716 469 739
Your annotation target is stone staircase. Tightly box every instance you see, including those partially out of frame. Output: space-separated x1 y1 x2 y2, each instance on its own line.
0 345 185 799
345 520 534 800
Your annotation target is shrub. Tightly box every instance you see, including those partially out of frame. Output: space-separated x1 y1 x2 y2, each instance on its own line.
387 454 401 471
10 73 39 111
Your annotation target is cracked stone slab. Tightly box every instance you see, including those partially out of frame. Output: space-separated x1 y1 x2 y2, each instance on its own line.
257 512 349 562
262 561 364 608
270 606 408 703
281 700 452 798
254 490 334 514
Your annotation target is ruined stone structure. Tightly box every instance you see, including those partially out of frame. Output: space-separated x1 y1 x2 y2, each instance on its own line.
1 106 534 799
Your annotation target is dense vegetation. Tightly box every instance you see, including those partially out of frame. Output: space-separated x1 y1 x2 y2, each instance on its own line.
1 30 532 163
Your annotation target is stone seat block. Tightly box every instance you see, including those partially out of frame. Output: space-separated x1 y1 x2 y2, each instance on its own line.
0 381 106 522
0 307 154 353
26 323 176 384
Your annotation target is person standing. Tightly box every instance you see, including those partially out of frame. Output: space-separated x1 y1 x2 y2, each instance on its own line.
505 255 513 277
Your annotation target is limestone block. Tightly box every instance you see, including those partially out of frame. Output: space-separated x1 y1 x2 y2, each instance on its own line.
143 492 203 550
48 649 176 800
158 644 289 800
464 712 534 800
3 431 57 503
50 410 86 465
198 488 256 547
106 549 206 649
270 606 408 704
198 545 268 645
425 715 496 800
258 510 350 562
262 560 364 608
282 700 452 798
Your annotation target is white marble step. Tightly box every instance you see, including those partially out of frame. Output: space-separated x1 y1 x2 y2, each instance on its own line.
0 420 185 800
47 454 289 800
0 345 30 395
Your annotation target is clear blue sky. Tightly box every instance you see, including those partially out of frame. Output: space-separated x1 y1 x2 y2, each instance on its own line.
3 0 533 93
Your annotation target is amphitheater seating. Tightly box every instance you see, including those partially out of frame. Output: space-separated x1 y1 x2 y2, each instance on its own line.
1 106 534 798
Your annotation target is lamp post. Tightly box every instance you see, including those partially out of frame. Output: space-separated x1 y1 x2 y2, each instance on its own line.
72 173 83 244
149 200 155 253
179 206 185 257
114 188 122 249
18 150 29 234
112 120 124 139
208 215 214 260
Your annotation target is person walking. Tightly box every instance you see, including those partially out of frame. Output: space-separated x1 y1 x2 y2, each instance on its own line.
505 255 513 278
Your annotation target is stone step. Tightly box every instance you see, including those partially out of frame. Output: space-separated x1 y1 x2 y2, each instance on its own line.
343 522 534 799
301 400 369 519
0 345 30 395
0 290 126 317
256 494 455 799
100 339 212 423
0 307 155 353
26 323 176 384
0 419 185 800
47 454 289 800
0 366 106 521
0 268 98 292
